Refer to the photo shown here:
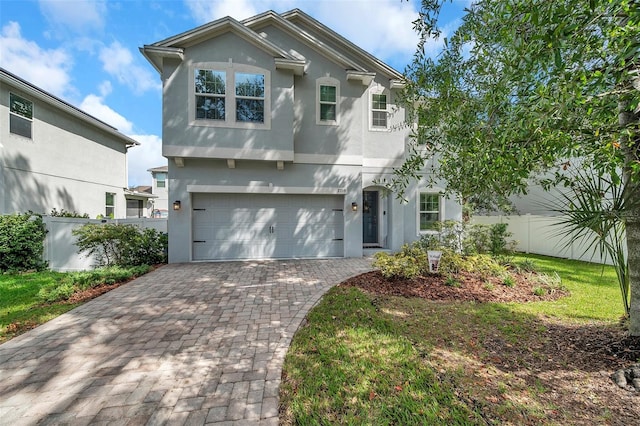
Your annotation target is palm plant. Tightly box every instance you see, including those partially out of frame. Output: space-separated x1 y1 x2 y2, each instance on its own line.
549 167 635 316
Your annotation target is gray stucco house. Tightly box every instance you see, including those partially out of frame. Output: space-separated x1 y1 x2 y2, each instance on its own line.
141 9 461 263
0 68 139 218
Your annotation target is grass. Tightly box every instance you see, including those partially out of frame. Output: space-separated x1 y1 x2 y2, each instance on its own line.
0 266 150 344
280 254 628 425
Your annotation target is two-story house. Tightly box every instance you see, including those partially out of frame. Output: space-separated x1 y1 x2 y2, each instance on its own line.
148 165 169 217
141 9 461 263
0 68 139 218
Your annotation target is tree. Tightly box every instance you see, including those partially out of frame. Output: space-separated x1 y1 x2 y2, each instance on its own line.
393 0 640 332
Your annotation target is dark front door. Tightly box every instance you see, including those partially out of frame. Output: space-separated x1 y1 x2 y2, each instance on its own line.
363 191 378 245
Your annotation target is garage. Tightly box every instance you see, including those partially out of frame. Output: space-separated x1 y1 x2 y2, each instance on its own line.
191 193 344 260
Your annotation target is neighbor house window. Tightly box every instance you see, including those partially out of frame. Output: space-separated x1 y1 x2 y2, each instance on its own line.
156 172 167 188
419 193 440 231
371 93 387 128
105 192 115 218
235 72 264 123
195 69 226 120
316 77 339 125
9 92 33 139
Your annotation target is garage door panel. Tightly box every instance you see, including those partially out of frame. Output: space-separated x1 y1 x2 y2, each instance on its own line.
192 193 344 260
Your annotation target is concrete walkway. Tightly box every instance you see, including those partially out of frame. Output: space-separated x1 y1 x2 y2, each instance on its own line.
0 258 372 425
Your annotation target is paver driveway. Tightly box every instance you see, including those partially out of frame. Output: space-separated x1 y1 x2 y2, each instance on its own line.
0 258 372 425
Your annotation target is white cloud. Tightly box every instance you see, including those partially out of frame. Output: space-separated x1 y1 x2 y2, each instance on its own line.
0 22 74 97
79 93 133 134
185 0 260 23
38 0 107 33
126 134 166 187
314 1 420 62
99 41 160 95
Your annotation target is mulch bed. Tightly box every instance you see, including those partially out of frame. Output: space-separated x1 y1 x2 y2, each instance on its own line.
340 270 640 366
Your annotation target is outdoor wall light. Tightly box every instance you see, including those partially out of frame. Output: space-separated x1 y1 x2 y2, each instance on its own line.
173 200 181 211
351 202 358 212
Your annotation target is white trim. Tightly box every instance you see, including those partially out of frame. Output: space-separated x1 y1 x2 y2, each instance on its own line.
416 188 445 235
363 158 403 168
316 76 339 126
164 145 294 161
187 184 347 195
189 62 271 130
294 153 362 165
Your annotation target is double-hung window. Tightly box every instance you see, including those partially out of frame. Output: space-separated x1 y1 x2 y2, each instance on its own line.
9 92 33 139
316 77 339 125
419 193 440 232
195 70 226 120
371 93 387 128
156 172 167 188
105 192 115 218
235 73 264 123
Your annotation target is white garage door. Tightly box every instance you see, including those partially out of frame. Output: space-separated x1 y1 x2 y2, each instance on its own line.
192 193 344 260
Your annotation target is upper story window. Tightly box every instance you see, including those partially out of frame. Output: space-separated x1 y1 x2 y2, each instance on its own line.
369 86 390 131
155 172 167 188
191 63 270 130
418 192 441 232
195 70 226 120
235 73 264 123
9 92 33 139
316 77 339 125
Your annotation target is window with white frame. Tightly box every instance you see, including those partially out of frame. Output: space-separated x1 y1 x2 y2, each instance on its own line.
419 193 440 231
371 93 387 128
195 69 226 120
316 77 339 125
156 172 167 188
105 192 115 218
235 72 264 123
191 63 270 129
9 92 33 139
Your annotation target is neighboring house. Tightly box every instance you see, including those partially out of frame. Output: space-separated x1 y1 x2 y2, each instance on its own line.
148 165 169 217
141 9 461 263
124 186 157 218
0 68 139 218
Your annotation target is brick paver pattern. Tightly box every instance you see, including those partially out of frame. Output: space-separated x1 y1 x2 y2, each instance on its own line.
0 258 372 425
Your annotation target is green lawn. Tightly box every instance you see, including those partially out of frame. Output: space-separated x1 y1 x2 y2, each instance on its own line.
0 271 82 343
0 266 150 343
280 254 630 425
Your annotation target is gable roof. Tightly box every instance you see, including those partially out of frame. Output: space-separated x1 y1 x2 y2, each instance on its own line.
1 67 139 147
281 9 404 82
141 9 405 86
141 15 305 75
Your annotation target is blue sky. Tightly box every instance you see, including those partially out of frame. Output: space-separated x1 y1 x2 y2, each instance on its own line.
0 0 468 186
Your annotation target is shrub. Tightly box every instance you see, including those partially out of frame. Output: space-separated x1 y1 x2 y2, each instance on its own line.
37 265 151 303
0 213 48 272
502 275 516 287
50 208 89 218
463 223 514 255
373 245 429 279
445 275 462 287
73 223 167 267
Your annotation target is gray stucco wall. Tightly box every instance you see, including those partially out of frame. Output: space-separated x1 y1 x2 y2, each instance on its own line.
0 82 129 218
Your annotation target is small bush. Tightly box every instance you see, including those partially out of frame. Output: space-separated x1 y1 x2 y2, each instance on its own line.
437 249 465 275
38 265 150 303
50 208 89 218
514 259 538 273
534 272 566 295
445 275 462 287
502 275 516 287
0 213 48 272
373 245 429 279
463 223 514 256
73 223 167 267
533 286 546 297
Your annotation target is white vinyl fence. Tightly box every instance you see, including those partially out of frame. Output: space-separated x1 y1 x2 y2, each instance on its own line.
473 214 627 265
42 216 168 272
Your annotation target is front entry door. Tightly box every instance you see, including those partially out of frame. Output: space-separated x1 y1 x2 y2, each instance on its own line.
363 191 378 245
